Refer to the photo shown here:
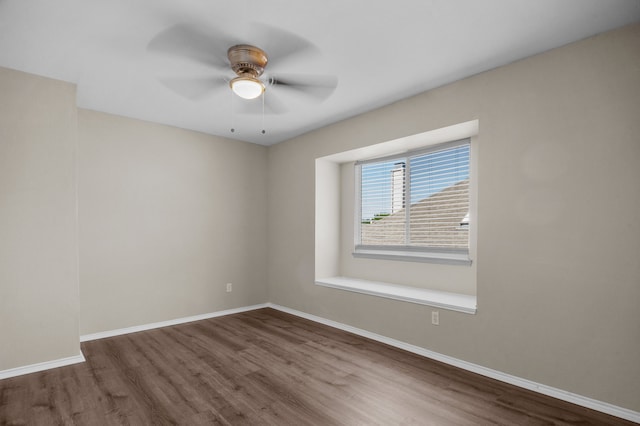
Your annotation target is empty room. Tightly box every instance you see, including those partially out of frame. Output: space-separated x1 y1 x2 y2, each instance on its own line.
1 1 639 424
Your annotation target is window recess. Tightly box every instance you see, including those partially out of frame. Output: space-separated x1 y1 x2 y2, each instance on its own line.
354 139 471 265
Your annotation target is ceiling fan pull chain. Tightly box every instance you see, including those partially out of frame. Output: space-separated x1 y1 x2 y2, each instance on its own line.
230 88 235 133
261 92 266 135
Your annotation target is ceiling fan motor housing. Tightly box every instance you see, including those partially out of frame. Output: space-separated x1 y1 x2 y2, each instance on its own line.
228 44 268 78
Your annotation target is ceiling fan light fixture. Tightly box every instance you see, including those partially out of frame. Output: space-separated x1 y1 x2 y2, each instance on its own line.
230 76 265 99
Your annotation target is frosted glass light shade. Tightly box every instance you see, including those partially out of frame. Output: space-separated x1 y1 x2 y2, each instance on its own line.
230 77 265 99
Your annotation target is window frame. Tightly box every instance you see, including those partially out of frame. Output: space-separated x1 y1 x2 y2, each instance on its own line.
353 138 472 266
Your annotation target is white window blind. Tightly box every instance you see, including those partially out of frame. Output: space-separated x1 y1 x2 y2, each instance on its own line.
355 139 471 264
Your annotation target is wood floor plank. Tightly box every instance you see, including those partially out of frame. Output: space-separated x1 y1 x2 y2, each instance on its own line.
0 308 636 425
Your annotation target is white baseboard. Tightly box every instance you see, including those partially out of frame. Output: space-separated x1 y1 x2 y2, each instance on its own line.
5 303 637 423
80 303 269 342
0 354 86 380
1 304 269 380
267 303 640 424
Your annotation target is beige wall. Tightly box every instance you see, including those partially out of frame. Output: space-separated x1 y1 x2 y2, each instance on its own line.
78 110 268 334
0 67 269 367
267 23 640 411
0 68 81 370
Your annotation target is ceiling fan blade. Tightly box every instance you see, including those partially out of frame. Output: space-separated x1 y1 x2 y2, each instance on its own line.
233 92 289 115
147 23 232 70
159 76 227 100
268 74 338 102
263 92 289 114
251 22 320 66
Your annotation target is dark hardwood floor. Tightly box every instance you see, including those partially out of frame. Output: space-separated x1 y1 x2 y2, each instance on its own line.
0 308 635 425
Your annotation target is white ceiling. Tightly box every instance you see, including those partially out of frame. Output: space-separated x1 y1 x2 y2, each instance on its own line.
1 1 638 146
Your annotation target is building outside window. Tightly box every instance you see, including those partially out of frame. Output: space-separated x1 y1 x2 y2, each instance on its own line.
355 138 471 264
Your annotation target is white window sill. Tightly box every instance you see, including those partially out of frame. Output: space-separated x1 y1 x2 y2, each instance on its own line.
315 276 476 314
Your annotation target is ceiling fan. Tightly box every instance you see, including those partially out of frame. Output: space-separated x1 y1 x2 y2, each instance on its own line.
147 22 338 114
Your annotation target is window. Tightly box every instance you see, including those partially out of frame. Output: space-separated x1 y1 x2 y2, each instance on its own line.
354 138 471 265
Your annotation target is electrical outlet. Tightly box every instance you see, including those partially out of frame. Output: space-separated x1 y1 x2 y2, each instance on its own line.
431 311 439 326
226 283 233 292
